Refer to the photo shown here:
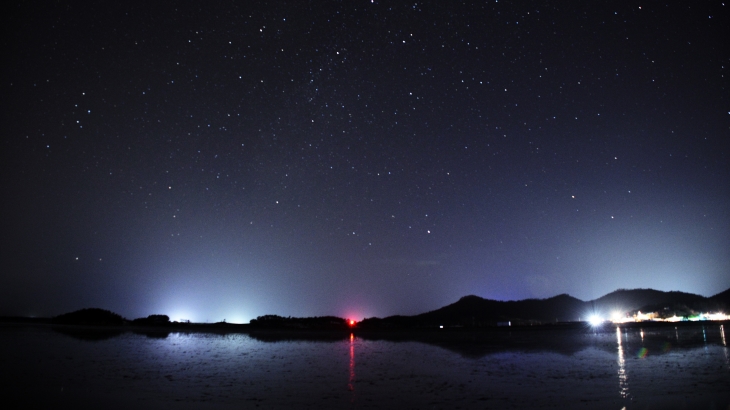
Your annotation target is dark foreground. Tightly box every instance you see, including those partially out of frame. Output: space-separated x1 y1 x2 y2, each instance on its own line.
1 321 728 409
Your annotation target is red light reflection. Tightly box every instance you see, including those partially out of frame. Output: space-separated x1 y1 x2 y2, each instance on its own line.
348 333 356 394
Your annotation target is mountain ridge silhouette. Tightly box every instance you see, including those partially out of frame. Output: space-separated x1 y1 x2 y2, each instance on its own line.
358 287 730 328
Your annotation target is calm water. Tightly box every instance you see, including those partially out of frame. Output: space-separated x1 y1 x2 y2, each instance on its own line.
1 324 728 409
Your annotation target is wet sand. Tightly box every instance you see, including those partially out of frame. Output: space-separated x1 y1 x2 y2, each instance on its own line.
1 323 728 409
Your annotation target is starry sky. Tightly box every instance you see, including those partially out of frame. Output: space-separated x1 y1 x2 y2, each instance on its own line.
2 1 728 322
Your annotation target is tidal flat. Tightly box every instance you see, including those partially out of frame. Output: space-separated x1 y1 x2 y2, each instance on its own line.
1 323 728 409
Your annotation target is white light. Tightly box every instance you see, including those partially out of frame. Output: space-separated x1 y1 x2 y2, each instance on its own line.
588 315 604 326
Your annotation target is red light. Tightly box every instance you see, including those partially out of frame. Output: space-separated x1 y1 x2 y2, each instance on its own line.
349 319 356 326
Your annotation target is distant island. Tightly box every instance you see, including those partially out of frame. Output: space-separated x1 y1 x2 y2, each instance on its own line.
2 287 729 330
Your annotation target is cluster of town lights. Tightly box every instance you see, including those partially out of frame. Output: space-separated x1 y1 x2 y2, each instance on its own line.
589 311 730 325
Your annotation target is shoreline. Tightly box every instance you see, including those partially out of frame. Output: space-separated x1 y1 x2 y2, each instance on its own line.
2 316 728 336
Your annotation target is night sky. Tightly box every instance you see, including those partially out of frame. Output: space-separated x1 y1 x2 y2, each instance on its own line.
2 1 728 323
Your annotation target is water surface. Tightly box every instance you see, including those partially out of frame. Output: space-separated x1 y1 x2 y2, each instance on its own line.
1 324 728 409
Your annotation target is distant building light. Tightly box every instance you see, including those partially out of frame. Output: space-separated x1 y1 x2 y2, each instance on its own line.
588 315 604 327
609 311 729 324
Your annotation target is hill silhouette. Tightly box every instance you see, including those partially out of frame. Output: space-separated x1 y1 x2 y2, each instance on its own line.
25 287 730 331
249 315 351 329
52 308 126 326
592 289 707 312
132 314 171 325
418 293 586 325
711 288 730 306
359 287 730 328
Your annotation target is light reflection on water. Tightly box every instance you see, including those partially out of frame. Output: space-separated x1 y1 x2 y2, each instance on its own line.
348 333 355 395
6 324 730 408
616 327 629 399
722 325 730 369
610 324 730 401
